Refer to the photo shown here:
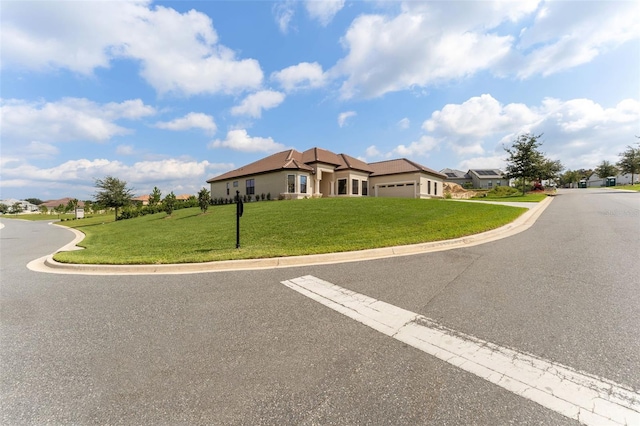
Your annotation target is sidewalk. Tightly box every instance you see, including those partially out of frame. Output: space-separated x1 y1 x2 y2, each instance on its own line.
28 196 554 276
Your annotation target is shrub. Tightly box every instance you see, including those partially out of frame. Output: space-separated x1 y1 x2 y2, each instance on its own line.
487 186 519 197
267 193 271 201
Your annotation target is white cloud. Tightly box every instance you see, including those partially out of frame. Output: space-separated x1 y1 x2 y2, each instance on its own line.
1 1 263 96
305 0 344 26
389 136 440 158
271 62 327 92
338 111 356 127
457 155 506 172
116 145 135 156
329 1 639 99
365 145 381 158
397 118 410 130
273 1 296 34
155 112 217 134
24 141 59 159
209 129 286 153
0 98 155 144
0 157 234 198
511 1 639 78
421 94 640 169
332 7 513 99
231 91 286 118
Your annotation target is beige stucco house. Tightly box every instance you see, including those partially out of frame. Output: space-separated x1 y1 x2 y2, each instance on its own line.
207 147 446 200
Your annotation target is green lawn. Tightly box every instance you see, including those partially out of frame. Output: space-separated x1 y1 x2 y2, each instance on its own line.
612 184 640 192
53 198 526 265
472 193 549 202
1 213 77 221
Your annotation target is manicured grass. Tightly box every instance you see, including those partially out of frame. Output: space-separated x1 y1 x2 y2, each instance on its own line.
53 198 526 265
612 184 640 192
471 193 548 202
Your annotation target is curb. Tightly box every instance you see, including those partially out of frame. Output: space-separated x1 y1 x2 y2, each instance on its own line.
28 197 554 276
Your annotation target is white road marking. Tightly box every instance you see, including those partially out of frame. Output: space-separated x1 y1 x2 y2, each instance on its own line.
281 275 640 426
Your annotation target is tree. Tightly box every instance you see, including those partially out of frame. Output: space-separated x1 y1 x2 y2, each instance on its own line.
25 198 43 205
149 186 162 206
504 133 546 195
10 202 23 214
617 143 640 185
39 205 49 214
560 170 581 188
94 176 134 220
594 160 618 179
67 198 79 213
198 187 211 214
163 191 177 216
538 158 564 185
0 203 8 214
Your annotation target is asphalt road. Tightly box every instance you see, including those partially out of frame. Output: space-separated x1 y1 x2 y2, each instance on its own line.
1 189 638 425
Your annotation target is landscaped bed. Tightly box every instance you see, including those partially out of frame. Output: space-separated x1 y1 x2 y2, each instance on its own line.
53 197 526 265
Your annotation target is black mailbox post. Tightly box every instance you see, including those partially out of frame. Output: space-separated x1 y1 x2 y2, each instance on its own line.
236 190 243 249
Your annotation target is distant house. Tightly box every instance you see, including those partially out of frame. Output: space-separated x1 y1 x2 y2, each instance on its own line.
441 168 508 189
586 173 638 187
132 195 150 206
467 169 509 189
206 147 446 200
440 169 472 187
0 199 39 213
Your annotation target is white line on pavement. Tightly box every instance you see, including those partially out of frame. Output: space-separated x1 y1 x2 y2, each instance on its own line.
281 275 640 426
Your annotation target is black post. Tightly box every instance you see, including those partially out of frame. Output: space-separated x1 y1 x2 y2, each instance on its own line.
235 190 243 249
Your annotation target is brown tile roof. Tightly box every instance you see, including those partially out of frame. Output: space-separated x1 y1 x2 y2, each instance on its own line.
207 149 313 183
132 194 150 202
336 153 373 173
302 147 343 166
369 159 447 179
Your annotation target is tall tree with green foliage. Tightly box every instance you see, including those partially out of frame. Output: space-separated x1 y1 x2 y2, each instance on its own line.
617 143 640 185
163 192 177 216
504 133 546 195
149 186 162 206
94 176 134 220
595 160 618 178
197 187 211 214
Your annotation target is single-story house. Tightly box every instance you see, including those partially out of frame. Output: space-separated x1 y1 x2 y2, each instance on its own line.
132 194 150 205
0 198 39 213
467 169 509 189
586 173 638 187
206 147 446 200
41 198 85 211
440 169 472 187
441 168 509 189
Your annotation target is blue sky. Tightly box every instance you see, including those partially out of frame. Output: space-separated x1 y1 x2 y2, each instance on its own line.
1 0 638 201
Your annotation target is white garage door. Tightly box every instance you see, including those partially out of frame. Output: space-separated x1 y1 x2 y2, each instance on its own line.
376 183 416 198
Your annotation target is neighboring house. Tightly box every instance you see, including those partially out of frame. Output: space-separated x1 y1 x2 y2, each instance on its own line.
207 147 446 200
467 169 509 189
132 195 150 205
0 199 39 213
176 194 193 201
586 173 637 187
440 168 472 187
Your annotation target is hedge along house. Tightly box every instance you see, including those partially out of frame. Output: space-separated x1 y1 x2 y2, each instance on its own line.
206 147 446 200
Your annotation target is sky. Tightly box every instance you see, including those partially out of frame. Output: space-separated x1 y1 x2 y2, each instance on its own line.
1 0 639 201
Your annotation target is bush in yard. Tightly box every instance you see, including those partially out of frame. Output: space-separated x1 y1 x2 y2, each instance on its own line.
487 186 520 197
163 192 177 216
198 188 211 213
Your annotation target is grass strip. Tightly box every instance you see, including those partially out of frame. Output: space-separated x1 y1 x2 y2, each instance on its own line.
53 198 526 265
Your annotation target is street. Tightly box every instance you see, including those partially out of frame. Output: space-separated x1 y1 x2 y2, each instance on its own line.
1 189 639 425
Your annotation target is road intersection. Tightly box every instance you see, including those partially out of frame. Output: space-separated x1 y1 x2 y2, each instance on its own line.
1 189 639 424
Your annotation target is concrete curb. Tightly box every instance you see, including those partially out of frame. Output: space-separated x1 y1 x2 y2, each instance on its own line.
27 197 554 276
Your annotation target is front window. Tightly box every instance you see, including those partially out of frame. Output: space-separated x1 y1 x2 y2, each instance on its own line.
338 179 347 195
434 182 438 195
362 181 368 196
427 181 431 194
487 181 493 189
300 175 307 194
246 179 255 195
287 175 295 193
226 182 230 196
352 179 359 195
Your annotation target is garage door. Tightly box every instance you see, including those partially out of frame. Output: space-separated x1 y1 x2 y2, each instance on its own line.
376 183 416 198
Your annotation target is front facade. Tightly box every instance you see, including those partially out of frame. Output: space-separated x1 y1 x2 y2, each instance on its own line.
207 147 446 201
467 169 509 189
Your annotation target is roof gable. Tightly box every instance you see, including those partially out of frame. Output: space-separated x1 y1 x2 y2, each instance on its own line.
207 149 313 182
370 159 447 178
469 169 504 179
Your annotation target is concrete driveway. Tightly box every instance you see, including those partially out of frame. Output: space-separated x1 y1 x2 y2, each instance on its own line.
1 188 638 425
